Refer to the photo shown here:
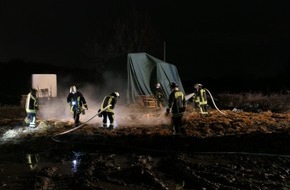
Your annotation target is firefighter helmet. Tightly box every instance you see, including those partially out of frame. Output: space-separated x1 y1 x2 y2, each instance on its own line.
170 82 178 89
31 88 37 95
194 83 202 89
113 92 120 98
70 85 77 94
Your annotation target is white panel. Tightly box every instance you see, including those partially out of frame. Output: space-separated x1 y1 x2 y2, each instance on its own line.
31 74 57 97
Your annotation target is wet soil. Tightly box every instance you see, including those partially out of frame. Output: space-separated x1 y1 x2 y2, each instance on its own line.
1 105 290 190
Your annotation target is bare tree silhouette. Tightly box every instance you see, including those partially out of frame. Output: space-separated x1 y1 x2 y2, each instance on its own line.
84 10 161 73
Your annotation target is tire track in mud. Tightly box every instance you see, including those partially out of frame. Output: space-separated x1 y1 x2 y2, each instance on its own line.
30 151 290 190
5 133 289 190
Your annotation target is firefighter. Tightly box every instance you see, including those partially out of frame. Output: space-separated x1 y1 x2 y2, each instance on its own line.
24 88 38 128
98 92 120 129
67 85 88 126
166 82 186 135
155 82 166 109
194 83 208 115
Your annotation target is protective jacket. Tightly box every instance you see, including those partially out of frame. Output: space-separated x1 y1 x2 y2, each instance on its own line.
195 88 208 106
25 92 38 113
194 87 208 115
167 87 186 116
101 94 118 113
155 87 164 100
67 91 87 113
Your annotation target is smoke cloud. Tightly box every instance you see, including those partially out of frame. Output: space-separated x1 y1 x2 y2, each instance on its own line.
37 71 171 128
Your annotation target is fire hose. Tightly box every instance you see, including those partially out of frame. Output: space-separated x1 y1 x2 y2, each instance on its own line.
205 88 226 115
51 104 111 142
185 89 226 115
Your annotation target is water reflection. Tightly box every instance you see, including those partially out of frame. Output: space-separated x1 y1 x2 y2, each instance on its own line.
26 153 39 170
72 151 83 173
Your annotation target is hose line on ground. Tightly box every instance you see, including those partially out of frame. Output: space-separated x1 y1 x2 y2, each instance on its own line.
51 104 111 142
205 88 226 115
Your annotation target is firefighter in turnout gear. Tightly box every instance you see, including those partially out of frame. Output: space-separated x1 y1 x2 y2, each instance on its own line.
166 82 186 135
67 85 88 126
155 82 166 109
25 88 38 128
194 83 208 115
99 92 119 129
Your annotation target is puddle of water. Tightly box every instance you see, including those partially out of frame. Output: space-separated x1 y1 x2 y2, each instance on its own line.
0 152 76 182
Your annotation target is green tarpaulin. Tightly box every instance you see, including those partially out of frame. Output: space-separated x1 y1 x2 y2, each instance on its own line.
127 52 184 104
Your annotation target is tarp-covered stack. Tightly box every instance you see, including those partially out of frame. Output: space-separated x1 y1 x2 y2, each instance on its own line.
127 52 184 104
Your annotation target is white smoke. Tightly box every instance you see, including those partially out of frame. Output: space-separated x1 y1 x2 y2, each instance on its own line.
37 71 170 127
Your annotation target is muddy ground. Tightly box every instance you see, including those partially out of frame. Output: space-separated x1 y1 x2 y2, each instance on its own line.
1 105 290 190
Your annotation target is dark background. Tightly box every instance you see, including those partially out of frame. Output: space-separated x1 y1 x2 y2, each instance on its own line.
0 1 289 104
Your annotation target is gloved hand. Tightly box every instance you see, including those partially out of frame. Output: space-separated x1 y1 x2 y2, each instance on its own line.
84 104 88 110
166 108 170 116
98 109 102 117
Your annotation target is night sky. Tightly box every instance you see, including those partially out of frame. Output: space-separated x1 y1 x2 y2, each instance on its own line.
0 1 290 90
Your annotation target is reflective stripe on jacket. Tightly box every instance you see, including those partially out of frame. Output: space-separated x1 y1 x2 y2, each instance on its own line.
101 95 117 113
25 92 37 113
167 88 186 115
67 91 87 108
195 89 207 105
